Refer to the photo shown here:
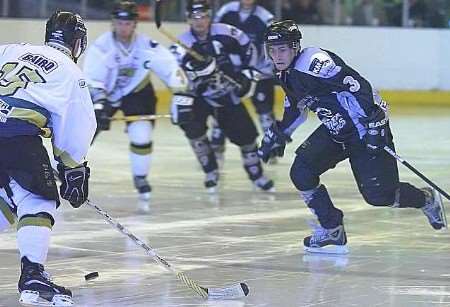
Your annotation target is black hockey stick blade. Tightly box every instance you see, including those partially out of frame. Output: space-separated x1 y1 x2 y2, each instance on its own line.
155 0 162 28
207 282 249 300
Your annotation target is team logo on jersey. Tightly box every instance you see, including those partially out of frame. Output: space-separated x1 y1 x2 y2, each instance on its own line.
78 79 87 88
309 58 331 75
0 98 13 123
316 107 346 135
19 53 58 74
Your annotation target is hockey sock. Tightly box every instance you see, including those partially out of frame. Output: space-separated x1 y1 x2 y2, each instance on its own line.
240 143 263 181
17 213 53 264
189 135 218 173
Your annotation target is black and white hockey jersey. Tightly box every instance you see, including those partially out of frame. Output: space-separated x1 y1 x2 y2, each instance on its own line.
171 23 257 106
278 47 386 142
214 1 274 76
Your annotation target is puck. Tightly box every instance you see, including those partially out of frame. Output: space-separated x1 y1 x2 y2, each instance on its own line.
84 272 99 281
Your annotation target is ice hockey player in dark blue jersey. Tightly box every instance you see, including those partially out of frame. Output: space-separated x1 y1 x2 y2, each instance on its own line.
213 0 276 162
258 20 446 254
170 0 274 193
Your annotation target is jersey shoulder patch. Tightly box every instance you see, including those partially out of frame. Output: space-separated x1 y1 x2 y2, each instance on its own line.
295 47 341 79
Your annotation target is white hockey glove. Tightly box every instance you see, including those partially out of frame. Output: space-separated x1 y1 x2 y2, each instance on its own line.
235 68 261 99
57 162 90 208
170 93 195 125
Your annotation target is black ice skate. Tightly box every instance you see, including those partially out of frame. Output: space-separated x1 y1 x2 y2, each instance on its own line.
18 256 73 307
133 175 152 201
421 187 447 230
253 175 275 193
304 223 349 255
204 170 219 193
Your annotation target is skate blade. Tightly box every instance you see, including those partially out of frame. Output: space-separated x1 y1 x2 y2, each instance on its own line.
206 186 218 194
304 245 349 255
139 192 151 201
137 200 150 214
253 185 276 193
20 291 74 307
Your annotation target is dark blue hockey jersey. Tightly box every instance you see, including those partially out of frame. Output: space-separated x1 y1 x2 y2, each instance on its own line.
278 47 386 142
171 23 257 105
214 1 273 75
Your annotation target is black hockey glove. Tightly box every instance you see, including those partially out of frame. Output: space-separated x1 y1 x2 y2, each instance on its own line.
57 162 90 208
360 107 389 154
234 68 260 99
184 56 217 81
170 93 195 125
93 99 113 131
257 121 292 163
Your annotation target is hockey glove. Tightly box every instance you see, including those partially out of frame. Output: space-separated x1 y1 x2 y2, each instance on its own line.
57 162 90 208
234 68 260 99
184 56 217 81
257 121 292 163
93 99 113 131
170 93 195 125
360 107 389 154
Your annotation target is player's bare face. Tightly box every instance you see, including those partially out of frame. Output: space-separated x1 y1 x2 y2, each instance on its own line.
268 44 297 71
189 14 211 39
113 19 136 43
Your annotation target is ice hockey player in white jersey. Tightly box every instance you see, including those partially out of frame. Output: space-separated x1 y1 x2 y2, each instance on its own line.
83 1 188 211
0 11 96 306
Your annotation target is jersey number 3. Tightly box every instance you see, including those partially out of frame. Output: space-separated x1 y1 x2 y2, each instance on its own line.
343 75 360 93
0 62 46 96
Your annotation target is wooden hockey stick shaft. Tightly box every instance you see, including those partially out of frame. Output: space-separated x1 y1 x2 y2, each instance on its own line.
110 114 171 121
86 200 249 299
384 146 450 201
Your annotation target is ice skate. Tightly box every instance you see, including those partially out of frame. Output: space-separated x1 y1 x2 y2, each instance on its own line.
18 257 73 307
253 175 275 193
421 187 447 230
204 170 219 194
133 176 152 201
303 223 349 255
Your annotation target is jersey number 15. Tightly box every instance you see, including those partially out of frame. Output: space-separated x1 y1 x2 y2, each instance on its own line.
0 62 46 96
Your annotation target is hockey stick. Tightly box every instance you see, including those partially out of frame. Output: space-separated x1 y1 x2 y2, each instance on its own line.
154 0 244 89
110 114 171 121
384 146 450 201
86 200 249 299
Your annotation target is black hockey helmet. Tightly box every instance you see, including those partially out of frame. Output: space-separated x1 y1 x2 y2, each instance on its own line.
186 0 212 18
111 1 138 20
45 11 87 62
264 20 302 51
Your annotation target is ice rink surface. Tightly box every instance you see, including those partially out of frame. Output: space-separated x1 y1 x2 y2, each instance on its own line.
1 106 450 307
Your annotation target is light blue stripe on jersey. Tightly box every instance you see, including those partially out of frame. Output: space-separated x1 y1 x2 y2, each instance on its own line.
335 91 367 139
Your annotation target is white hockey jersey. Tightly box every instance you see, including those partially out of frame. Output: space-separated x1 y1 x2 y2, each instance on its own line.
0 43 96 167
83 32 188 103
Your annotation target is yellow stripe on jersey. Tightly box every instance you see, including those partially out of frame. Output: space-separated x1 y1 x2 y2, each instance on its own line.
9 107 48 128
0 197 15 225
17 216 53 230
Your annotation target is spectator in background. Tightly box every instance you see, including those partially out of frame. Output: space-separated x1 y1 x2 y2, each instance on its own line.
282 0 321 25
408 0 427 27
352 0 386 26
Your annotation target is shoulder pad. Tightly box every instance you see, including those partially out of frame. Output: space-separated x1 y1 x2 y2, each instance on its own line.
254 6 274 24
294 47 341 79
211 23 248 43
